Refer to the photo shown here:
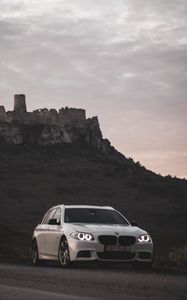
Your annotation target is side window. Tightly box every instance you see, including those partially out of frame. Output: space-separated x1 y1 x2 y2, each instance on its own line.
42 209 56 224
42 211 50 224
53 208 61 225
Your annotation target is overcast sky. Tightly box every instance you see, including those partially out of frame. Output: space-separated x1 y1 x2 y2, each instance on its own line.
0 0 187 178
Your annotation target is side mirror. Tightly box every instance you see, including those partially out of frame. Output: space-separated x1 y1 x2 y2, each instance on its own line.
131 220 138 226
48 218 60 225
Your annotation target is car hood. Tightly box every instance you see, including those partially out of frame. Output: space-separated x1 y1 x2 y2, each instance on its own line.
67 223 146 236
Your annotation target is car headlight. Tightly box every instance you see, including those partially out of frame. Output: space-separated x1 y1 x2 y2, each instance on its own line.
137 234 152 243
70 232 94 241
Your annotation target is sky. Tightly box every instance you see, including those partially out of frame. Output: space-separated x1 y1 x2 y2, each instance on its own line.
0 0 187 178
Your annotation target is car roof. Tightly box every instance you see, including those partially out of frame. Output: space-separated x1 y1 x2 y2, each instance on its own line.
49 204 115 210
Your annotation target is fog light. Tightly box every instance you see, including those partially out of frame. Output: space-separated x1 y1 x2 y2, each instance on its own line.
77 251 91 258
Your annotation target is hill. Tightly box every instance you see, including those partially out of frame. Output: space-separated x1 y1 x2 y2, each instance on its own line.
0 137 186 231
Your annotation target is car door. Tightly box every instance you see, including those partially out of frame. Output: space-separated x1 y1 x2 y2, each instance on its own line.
37 208 56 256
46 208 62 256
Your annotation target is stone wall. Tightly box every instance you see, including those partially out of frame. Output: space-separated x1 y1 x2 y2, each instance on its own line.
0 95 86 127
0 106 6 121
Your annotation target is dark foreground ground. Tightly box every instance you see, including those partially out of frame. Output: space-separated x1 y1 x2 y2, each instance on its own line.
0 262 186 300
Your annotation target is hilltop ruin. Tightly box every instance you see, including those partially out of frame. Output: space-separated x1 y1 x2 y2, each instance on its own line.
0 94 111 150
0 94 87 126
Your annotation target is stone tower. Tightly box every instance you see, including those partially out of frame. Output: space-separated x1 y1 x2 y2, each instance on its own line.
14 94 27 113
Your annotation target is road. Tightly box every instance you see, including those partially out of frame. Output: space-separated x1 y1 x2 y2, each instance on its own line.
0 262 186 300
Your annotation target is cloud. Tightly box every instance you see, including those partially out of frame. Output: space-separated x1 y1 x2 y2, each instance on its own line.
0 0 187 177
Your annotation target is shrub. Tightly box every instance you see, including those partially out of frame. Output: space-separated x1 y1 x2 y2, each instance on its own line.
169 246 187 268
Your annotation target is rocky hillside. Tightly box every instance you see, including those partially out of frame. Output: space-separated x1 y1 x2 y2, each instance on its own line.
0 116 104 148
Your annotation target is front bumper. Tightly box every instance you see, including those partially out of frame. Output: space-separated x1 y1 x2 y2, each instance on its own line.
68 237 153 262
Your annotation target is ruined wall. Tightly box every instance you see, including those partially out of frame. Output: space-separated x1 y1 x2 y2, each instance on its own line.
59 107 86 126
0 106 6 122
0 94 86 126
31 109 58 125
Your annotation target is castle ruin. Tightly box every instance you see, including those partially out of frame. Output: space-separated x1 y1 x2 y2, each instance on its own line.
0 94 110 150
0 94 86 126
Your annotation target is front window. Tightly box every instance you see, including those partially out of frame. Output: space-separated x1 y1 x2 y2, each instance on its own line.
64 208 129 225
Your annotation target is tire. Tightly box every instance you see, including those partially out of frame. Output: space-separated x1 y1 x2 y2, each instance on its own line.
31 240 41 266
58 237 71 268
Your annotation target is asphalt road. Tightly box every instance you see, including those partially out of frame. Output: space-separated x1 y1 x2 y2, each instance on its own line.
0 262 186 300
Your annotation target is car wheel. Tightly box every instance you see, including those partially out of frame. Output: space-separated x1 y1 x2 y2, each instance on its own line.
58 237 71 267
31 240 41 266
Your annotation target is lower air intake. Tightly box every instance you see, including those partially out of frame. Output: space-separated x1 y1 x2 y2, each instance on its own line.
97 252 135 260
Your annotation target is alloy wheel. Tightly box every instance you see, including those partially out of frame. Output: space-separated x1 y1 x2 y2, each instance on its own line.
58 238 71 267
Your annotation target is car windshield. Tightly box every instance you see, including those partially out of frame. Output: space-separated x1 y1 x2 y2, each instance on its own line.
64 208 129 225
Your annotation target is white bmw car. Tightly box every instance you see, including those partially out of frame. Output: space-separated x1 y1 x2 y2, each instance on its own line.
31 205 154 268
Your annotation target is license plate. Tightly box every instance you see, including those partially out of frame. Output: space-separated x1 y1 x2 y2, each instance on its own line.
105 245 130 252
